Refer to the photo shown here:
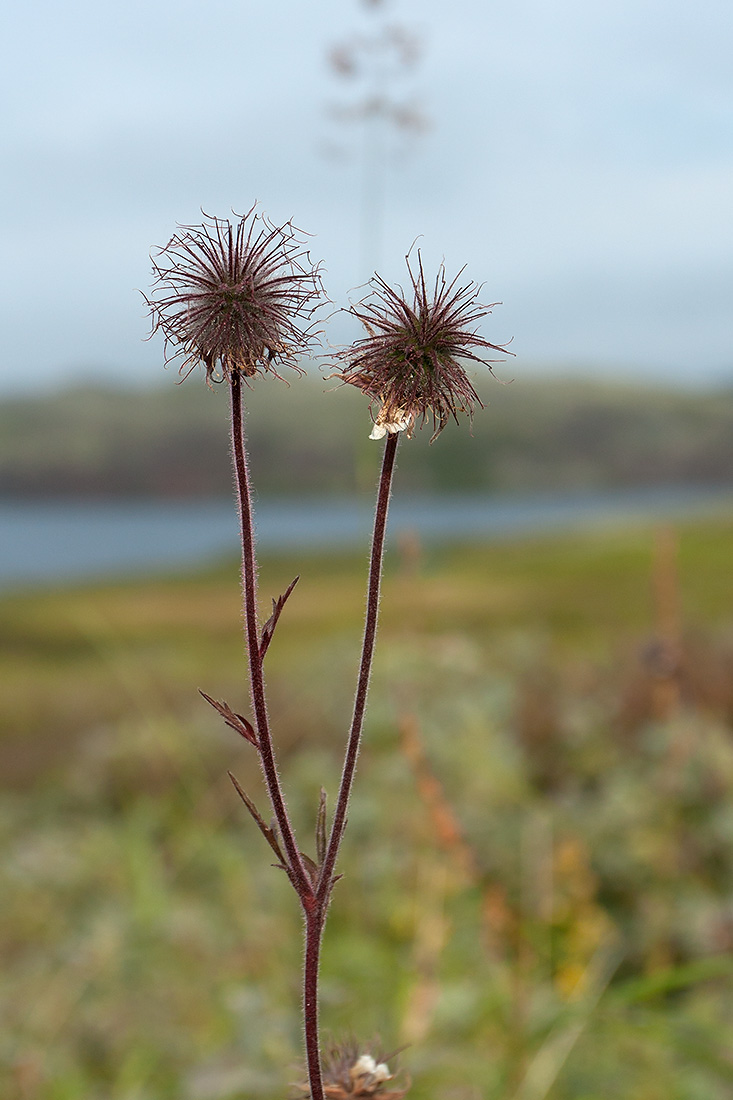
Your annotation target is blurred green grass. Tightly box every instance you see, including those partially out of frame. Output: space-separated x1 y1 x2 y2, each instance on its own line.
2 518 733 1098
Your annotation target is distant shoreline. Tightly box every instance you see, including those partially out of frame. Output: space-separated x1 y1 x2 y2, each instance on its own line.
3 484 732 591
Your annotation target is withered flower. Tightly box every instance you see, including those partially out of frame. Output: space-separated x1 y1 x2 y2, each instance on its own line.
146 206 323 382
297 1042 409 1100
335 252 509 441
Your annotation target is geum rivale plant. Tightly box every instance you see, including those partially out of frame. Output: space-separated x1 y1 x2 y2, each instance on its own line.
147 206 508 1100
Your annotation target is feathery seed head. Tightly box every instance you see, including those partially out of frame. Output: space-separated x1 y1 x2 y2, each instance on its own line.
296 1041 409 1100
147 206 324 382
334 252 510 441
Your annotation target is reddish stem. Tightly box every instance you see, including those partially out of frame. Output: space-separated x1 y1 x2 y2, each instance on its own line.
230 378 399 1100
303 432 398 1100
229 373 310 897
303 907 327 1100
317 431 399 902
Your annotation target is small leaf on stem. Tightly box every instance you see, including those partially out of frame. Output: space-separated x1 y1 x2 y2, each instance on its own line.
323 873 343 903
300 851 321 887
316 787 328 867
259 576 300 660
228 771 287 864
200 690 258 747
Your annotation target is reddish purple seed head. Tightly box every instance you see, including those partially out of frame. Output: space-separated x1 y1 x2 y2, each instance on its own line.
334 252 510 441
147 206 324 382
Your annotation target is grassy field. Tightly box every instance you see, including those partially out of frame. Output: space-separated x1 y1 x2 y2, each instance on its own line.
2 517 733 1099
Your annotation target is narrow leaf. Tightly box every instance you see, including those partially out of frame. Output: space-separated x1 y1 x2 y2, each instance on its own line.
316 787 328 867
300 851 320 887
259 576 300 660
228 772 286 864
200 690 257 747
323 874 343 903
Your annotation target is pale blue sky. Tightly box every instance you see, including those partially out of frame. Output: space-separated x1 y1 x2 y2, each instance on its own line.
1 0 731 392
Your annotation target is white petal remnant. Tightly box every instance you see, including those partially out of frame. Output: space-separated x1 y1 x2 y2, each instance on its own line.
350 1053 394 1090
351 1055 378 1079
368 405 415 440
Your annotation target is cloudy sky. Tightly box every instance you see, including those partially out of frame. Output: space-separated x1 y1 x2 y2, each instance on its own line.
1 0 731 393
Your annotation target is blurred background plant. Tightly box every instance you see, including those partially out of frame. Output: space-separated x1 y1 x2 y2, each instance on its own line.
322 0 429 281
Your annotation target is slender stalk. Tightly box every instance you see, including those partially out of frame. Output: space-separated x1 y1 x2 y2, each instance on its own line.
303 908 327 1100
229 372 310 897
301 432 398 1100
318 431 399 901
231 389 399 1100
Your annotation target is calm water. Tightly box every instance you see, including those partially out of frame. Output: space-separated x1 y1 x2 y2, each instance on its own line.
1 486 732 589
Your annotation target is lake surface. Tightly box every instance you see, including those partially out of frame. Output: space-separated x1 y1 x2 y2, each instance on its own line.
1 486 732 589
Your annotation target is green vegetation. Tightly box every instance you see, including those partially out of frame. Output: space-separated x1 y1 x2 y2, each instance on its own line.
2 375 733 497
2 517 733 1098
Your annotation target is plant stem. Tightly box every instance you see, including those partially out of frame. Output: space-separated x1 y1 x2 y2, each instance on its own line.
304 907 327 1100
229 372 309 896
301 432 398 1100
231 384 399 1100
318 431 399 902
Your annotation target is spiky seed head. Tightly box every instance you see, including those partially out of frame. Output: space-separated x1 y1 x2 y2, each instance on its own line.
334 251 510 441
146 206 324 383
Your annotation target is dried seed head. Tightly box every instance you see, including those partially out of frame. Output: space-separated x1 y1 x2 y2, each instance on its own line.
296 1041 409 1100
146 206 324 383
334 251 510 441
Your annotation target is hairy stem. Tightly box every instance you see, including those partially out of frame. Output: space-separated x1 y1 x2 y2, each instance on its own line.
229 373 309 896
303 907 327 1100
230 385 398 1100
318 431 399 901
303 433 398 1100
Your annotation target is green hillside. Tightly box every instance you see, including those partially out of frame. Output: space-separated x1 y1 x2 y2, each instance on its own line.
1 372 733 498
